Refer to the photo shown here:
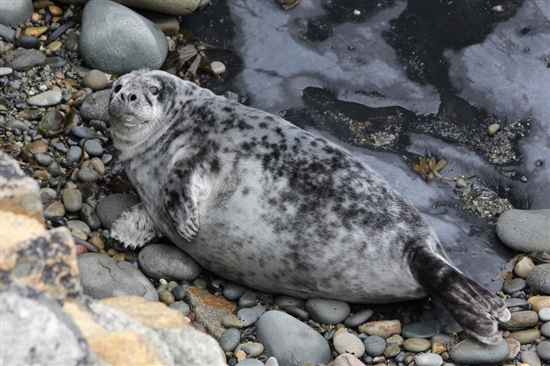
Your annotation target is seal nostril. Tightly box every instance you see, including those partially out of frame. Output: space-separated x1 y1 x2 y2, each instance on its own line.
130 94 137 102
114 84 122 93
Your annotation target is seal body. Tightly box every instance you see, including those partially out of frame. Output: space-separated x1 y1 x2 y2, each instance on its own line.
109 70 509 344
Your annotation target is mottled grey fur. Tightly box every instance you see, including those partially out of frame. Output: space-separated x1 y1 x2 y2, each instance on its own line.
109 70 509 345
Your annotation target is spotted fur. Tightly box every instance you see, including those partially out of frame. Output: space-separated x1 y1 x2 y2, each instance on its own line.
109 70 510 345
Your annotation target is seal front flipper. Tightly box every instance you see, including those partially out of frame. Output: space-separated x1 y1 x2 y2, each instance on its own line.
409 243 511 345
111 202 163 249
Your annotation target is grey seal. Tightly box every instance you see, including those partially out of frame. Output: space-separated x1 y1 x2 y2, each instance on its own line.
108 69 510 345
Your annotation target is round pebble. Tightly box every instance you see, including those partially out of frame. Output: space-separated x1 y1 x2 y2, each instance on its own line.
508 328 541 344
210 61 226 74
344 309 373 327
71 126 98 139
403 337 431 352
415 353 443 366
487 123 500 135
222 314 243 329
502 277 526 294
82 70 109 91
61 188 83 212
223 282 247 300
333 332 365 357
401 322 438 339
285 306 309 320
540 321 550 337
34 153 53 166
384 343 400 357
139 244 202 281
77 165 100 183
274 295 305 309
363 335 386 356
26 88 62 106
83 139 104 157
449 338 509 364
168 301 190 316
527 264 550 294
539 307 550 321
305 298 350 324
521 350 542 366
66 146 83 167
537 340 550 361
514 256 536 278
238 290 258 308
497 209 550 253
67 220 91 236
237 308 260 327
158 289 175 306
236 342 264 357
79 203 101 230
499 310 539 329
219 328 241 352
0 67 13 76
171 285 185 301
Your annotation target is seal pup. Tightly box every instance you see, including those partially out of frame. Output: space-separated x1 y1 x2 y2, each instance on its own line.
108 69 510 345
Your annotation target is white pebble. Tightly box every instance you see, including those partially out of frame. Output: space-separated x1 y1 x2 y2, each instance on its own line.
353 9 361 16
539 307 550 322
210 61 226 74
0 67 13 76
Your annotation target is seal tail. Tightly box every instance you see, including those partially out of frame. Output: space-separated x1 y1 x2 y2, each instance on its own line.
408 242 511 345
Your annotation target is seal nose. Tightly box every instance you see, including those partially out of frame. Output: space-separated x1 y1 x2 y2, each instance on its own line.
113 84 137 102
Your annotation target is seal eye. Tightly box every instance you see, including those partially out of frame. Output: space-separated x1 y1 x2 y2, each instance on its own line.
114 84 122 93
150 86 159 95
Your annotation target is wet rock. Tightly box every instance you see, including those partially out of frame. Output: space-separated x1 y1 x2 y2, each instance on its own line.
78 253 158 301
2 49 47 71
138 243 202 281
497 209 550 253
80 0 168 74
256 310 332 366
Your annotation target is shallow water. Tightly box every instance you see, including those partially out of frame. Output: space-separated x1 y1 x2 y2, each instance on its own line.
183 0 550 296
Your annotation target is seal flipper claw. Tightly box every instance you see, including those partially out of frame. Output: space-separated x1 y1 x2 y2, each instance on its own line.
409 244 510 345
111 202 163 249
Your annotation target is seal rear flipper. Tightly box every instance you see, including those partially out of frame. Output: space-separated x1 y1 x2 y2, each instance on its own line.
409 246 511 345
111 202 163 249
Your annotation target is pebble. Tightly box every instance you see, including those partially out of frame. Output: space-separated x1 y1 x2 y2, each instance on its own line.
34 152 53 166
539 307 550 321
77 165 99 183
3 49 46 71
540 321 550 337
88 235 104 251
415 353 443 366
171 285 185 301
0 0 33 28
26 88 63 107
65 32 80 53
514 256 536 279
502 277 526 294
168 301 190 316
223 282 248 301
304 298 351 324
358 320 401 338
78 253 158 301
384 343 400 357
521 350 542 366
333 332 365 357
7 118 30 131
537 340 550 361
82 70 109 91
158 289 175 306
61 188 83 212
95 193 141 230
71 126 99 139
255 311 332 366
83 139 104 157
90 157 105 175
506 297 529 309
236 360 263 366
265 357 279 366
0 24 15 42
363 335 386 356
385 334 404 346
449 338 510 364
401 322 438 339
274 295 305 309
25 140 48 154
67 220 91 236
527 264 550 294
0 67 13 76
210 61 226 74
80 0 168 74
219 328 241 352
528 296 550 312
508 329 541 344
138 243 202 281
497 209 550 253
16 35 41 49
238 290 258 308
251 304 266 317
344 309 374 327
403 338 431 352
43 200 66 219
222 314 243 329
237 308 260 327
236 342 264 357
79 203 101 230
65 146 83 167
40 188 57 205
79 90 110 122
499 310 539 329
284 306 309 320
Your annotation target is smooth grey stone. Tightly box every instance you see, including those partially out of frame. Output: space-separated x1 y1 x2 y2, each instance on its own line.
67 220 91 236
2 49 46 71
363 335 386 357
88 120 108 132
79 89 110 122
401 322 438 339
26 89 63 107
16 35 40 49
96 193 140 230
219 328 240 352
71 126 98 139
285 306 309 320
65 32 80 53
77 166 99 183
265 357 279 366
541 321 550 337
0 0 33 27
274 295 305 309
7 118 30 131
223 282 247 300
251 304 266 317
83 139 103 157
0 24 15 42
505 298 529 308
44 56 67 68
256 311 332 366
78 253 158 301
415 353 443 366
168 301 190 316
304 298 350 324
497 209 550 253
79 203 101 230
101 153 113 165
236 360 264 366
66 146 83 167
502 277 526 294
238 290 258 308
521 350 542 366
527 264 550 294
34 153 53 166
539 307 550 321
1 284 98 366
237 308 260 327
431 333 456 344
171 285 185 301
80 0 168 74
61 188 83 212
345 309 374 327
138 243 202 281
537 340 550 361
449 338 509 364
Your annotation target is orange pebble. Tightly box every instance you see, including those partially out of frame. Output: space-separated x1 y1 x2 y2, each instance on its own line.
48 5 63 16
75 244 87 255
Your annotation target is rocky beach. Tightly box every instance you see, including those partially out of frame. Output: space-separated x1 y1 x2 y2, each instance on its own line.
1 1 550 366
